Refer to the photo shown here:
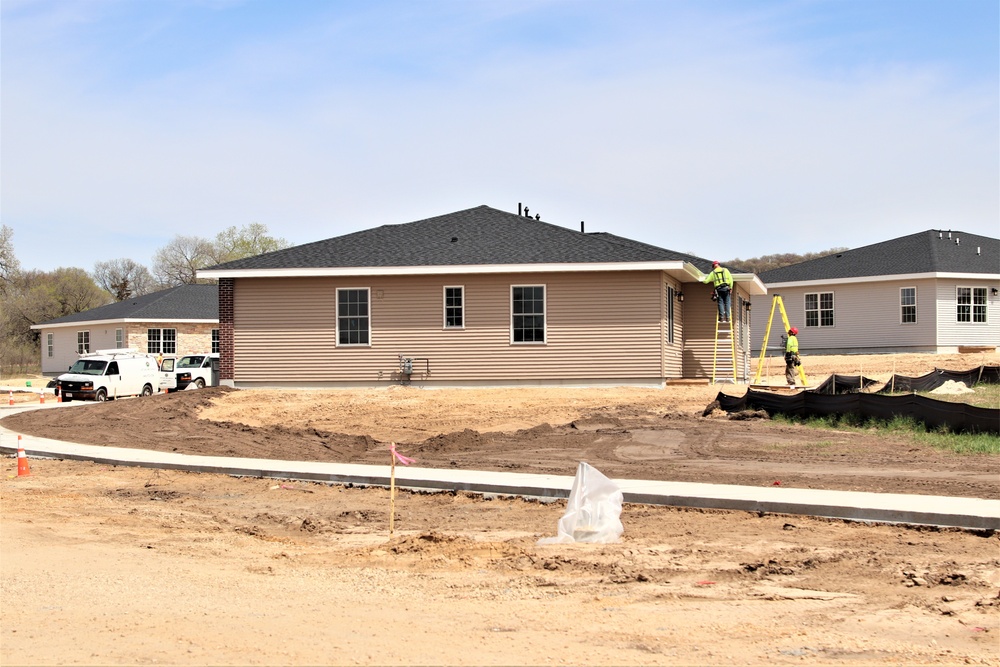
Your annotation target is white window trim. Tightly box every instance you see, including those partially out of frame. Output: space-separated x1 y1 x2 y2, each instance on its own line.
900 286 917 325
47 333 54 358
804 291 835 328
77 330 90 354
336 287 372 347
115 328 124 348
510 284 547 345
443 285 465 330
956 286 988 324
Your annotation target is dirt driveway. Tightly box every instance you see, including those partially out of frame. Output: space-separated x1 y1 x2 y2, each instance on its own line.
2 352 998 665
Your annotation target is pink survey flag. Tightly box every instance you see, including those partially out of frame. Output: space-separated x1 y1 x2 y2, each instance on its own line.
390 442 415 466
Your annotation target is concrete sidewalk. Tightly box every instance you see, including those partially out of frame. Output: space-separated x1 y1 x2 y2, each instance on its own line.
2 402 998 531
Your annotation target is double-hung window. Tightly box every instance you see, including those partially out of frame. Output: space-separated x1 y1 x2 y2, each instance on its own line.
900 287 916 324
957 287 987 323
444 286 464 329
147 328 177 354
511 285 545 343
115 328 124 348
47 333 54 358
77 331 90 354
212 329 220 354
337 288 370 346
805 292 834 327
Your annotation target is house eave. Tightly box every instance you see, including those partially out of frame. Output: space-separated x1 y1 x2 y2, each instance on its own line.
31 318 220 330
764 272 1000 289
199 261 690 279
198 261 769 294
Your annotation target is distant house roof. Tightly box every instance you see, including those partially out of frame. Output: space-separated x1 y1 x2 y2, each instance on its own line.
34 284 219 327
204 205 719 273
760 230 1000 284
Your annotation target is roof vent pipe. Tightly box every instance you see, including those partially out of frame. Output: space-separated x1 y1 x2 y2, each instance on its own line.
524 206 529 217
956 237 960 245
518 202 522 216
948 231 952 239
977 246 981 255
938 231 942 239
580 221 585 233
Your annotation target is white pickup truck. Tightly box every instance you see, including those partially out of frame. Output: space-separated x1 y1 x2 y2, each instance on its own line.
159 353 219 391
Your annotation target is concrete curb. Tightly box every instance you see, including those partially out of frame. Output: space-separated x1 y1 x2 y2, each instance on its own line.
2 424 997 531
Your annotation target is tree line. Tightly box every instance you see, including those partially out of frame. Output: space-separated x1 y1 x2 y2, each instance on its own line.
0 223 288 374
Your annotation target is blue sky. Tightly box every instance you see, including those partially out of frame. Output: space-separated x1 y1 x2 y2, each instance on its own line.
3 0 997 273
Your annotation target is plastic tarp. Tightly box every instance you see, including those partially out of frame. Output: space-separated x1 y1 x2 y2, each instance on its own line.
716 388 999 435
809 374 880 395
876 366 1000 394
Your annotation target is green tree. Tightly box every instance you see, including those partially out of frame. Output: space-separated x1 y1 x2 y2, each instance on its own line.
727 247 849 274
0 224 21 292
151 224 289 286
210 223 289 265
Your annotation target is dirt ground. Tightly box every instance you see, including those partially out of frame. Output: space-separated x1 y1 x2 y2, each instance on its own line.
2 352 999 666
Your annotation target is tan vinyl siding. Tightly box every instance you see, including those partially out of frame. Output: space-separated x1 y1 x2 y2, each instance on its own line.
682 283 750 381
233 271 669 385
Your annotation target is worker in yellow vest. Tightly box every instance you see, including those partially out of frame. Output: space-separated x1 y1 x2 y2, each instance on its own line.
701 261 734 323
785 327 800 385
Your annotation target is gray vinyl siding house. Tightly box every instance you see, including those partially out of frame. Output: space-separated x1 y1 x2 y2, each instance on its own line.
751 230 1000 355
32 285 220 375
199 206 765 387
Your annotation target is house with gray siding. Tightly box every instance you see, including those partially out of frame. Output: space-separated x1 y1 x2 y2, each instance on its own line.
751 230 999 356
32 284 220 375
198 205 766 388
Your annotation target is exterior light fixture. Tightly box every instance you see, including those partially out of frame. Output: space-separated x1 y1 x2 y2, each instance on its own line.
676 292 685 302
993 288 999 296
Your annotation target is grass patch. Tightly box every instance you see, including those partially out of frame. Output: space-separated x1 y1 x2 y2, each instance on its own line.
908 383 1000 409
772 413 1000 455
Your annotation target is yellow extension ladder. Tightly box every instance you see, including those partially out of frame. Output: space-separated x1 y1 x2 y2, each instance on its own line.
753 295 807 386
711 317 738 384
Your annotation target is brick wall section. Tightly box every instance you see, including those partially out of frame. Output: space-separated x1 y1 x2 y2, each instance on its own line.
220 278 234 380
126 323 216 356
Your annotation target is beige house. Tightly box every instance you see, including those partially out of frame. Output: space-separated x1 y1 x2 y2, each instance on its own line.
32 285 219 376
198 206 764 388
199 206 765 387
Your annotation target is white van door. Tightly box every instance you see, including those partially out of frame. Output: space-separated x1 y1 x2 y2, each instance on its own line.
159 357 178 391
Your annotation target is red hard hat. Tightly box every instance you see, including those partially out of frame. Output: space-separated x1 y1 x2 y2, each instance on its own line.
789 327 798 335
712 260 720 266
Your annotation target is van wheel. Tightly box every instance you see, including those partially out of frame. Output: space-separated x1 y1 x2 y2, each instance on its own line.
96 389 107 402
141 384 153 397
194 378 205 389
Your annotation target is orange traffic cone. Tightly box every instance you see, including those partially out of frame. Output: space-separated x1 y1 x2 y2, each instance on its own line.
7 390 12 406
39 390 45 404
16 436 30 477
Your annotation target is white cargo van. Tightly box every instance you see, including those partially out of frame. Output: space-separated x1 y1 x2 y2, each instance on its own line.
57 349 160 402
159 353 218 391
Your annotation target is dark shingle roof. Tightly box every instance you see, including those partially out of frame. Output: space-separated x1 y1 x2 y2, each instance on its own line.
760 230 1000 283
38 284 218 326
206 205 717 272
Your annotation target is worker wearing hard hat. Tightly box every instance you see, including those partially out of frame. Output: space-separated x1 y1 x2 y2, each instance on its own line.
701 261 734 323
784 327 800 385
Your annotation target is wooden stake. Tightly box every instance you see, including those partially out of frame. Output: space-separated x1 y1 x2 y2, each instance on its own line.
389 444 396 537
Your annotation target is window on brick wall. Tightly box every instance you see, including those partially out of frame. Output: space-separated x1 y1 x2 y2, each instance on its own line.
212 329 220 354
147 328 177 354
